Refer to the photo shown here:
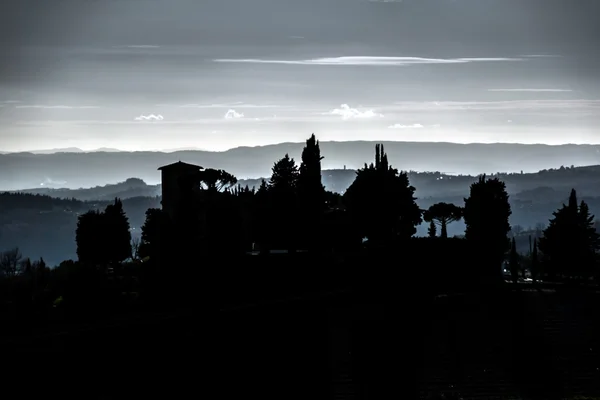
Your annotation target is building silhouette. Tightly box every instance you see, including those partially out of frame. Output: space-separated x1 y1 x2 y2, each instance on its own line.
158 161 204 221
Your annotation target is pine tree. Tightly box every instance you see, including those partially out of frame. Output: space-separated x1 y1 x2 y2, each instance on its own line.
428 220 437 238
423 203 463 239
539 189 600 281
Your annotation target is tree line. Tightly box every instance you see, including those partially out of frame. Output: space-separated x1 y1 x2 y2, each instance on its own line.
1 134 599 330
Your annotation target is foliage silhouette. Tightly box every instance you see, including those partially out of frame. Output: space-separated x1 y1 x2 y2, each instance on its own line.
268 154 300 252
4 137 600 400
297 134 326 251
197 168 238 192
509 237 520 283
423 202 463 239
0 247 23 277
531 238 539 283
463 175 512 281
428 220 437 238
344 144 422 245
539 189 600 282
76 198 131 266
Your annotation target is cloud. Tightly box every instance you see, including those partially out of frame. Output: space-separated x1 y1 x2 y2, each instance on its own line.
40 177 67 187
0 100 21 104
134 114 164 121
224 109 244 119
488 89 573 92
326 104 384 119
213 56 523 66
15 105 101 109
388 123 424 129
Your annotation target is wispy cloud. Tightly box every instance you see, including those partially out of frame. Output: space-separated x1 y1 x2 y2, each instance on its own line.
388 123 424 129
0 100 21 104
161 103 287 109
488 89 573 92
15 105 101 109
326 104 384 119
521 54 563 58
118 45 161 49
224 109 244 119
387 100 600 112
134 114 164 121
214 56 523 66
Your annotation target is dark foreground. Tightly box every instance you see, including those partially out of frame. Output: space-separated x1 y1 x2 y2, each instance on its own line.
5 286 600 400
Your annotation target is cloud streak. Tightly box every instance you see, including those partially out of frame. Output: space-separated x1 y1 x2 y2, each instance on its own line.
15 105 101 109
387 100 600 112
116 45 161 49
213 56 523 66
388 123 424 129
134 114 164 121
488 89 573 92
326 104 383 119
161 103 288 109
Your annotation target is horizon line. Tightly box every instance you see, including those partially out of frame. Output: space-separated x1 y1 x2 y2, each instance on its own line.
4 140 600 155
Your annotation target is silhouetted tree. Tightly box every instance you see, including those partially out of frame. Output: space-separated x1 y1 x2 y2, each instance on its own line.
198 168 237 192
0 247 23 277
539 189 600 281
531 238 539 284
511 224 524 237
297 134 326 251
253 179 271 254
20 257 33 274
509 237 520 283
463 175 512 279
269 154 300 251
76 210 107 265
344 144 422 245
423 202 463 238
104 198 132 263
428 220 437 238
139 208 171 260
131 237 141 261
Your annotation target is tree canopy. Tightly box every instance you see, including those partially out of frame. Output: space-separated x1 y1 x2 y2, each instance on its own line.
344 144 422 245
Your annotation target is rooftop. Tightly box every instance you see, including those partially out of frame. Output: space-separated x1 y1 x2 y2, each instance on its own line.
157 161 204 171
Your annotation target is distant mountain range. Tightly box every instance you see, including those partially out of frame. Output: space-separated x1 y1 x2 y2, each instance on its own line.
0 146 210 155
2 141 600 191
0 147 124 155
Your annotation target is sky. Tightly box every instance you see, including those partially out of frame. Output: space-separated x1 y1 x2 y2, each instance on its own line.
1 0 599 152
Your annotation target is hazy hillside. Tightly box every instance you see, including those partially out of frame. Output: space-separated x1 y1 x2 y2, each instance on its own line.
13 165 600 202
5 164 600 264
2 141 600 190
17 178 161 201
0 193 160 265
